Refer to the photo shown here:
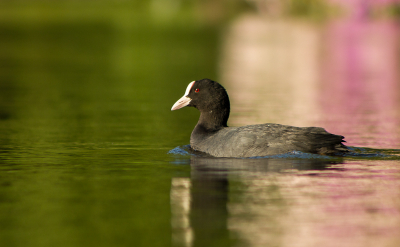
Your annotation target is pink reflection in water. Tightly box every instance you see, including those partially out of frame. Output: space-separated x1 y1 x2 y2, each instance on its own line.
286 161 400 247
220 3 400 246
227 160 400 247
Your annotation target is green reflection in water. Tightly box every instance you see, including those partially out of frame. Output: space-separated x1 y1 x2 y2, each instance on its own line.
0 2 221 247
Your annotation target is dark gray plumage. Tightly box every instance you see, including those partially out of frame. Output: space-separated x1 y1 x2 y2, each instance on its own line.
171 79 348 157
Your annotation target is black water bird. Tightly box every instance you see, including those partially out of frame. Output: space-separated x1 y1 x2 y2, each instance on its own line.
171 79 348 157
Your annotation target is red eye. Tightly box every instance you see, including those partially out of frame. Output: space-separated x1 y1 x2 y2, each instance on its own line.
195 88 200 93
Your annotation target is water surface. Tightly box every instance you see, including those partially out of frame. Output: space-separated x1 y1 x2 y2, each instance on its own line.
1 3 400 247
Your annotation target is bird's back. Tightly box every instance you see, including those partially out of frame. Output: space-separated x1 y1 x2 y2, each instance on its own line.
190 123 347 157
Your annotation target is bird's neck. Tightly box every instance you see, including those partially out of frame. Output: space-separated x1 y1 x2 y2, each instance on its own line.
195 109 229 133
193 90 230 134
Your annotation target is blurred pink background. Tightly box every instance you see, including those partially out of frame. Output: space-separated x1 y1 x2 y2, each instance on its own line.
223 0 400 149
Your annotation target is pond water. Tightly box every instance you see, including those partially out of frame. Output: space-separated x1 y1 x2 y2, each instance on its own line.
1 3 400 247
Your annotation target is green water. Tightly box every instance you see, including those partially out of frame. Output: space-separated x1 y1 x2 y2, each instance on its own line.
0 3 218 247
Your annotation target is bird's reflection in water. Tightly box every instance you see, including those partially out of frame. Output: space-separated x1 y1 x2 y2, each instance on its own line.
171 155 342 247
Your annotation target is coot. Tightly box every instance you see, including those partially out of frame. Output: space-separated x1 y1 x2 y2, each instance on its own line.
171 79 348 157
